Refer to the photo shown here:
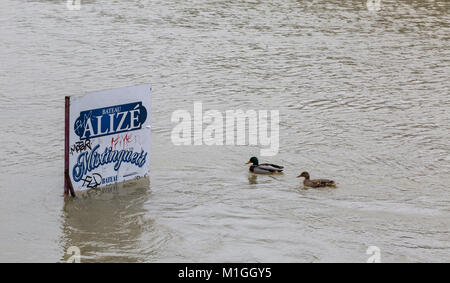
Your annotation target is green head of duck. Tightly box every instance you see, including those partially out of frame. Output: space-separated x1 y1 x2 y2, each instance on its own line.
246 157 259 165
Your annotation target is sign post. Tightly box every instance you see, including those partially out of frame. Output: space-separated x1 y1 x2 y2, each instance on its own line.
64 85 151 196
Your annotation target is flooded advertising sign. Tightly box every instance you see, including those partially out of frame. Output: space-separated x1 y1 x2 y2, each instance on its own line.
64 85 151 196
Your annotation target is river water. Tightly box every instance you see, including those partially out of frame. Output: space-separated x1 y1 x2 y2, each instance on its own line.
0 0 449 262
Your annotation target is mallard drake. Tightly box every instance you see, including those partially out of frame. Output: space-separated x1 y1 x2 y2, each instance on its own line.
246 157 284 174
297 172 336 188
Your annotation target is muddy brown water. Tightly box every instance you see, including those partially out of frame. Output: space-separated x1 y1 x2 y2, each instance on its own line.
0 0 449 262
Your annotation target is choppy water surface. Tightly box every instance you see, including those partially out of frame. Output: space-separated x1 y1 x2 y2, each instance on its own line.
0 0 449 262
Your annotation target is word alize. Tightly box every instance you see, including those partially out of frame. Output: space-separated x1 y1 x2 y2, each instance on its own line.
74 102 147 140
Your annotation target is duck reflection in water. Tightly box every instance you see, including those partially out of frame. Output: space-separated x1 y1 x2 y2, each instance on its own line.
248 174 258 185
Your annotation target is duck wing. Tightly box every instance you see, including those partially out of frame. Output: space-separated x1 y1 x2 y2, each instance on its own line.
313 179 336 187
258 163 284 172
262 163 284 169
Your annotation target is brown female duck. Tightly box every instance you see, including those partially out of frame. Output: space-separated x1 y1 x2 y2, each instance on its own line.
297 172 336 188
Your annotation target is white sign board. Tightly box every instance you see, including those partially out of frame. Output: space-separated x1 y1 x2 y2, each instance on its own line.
65 85 151 193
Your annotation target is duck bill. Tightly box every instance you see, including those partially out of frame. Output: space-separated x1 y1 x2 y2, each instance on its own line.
296 175 301 178
245 161 251 164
